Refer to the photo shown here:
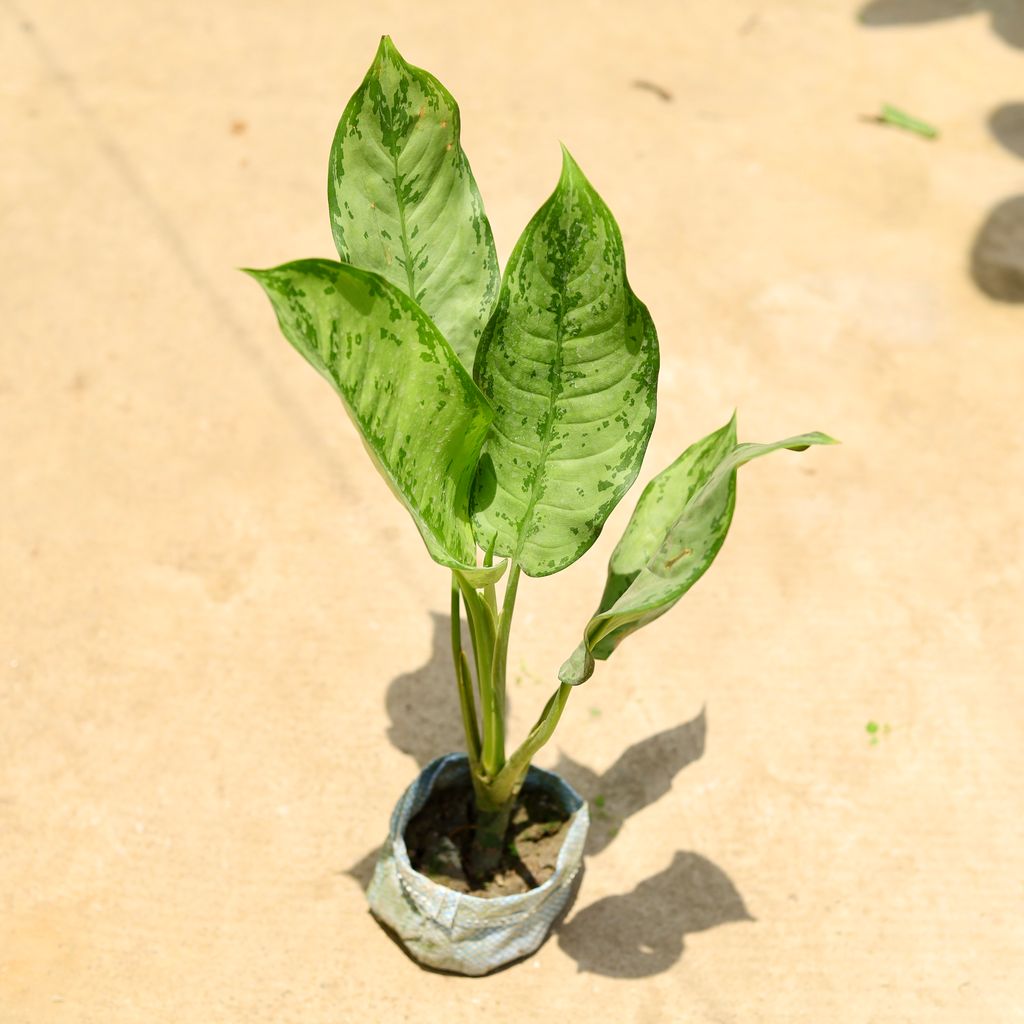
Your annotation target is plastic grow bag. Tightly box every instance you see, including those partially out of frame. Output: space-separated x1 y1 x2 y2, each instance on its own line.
367 753 589 975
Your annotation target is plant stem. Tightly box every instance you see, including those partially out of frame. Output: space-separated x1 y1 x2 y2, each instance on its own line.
450 579 481 765
495 563 521 690
491 683 572 805
482 533 499 619
456 576 495 750
488 562 521 770
455 560 572 881
465 779 515 882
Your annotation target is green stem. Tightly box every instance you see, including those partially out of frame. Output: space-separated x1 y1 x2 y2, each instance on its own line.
482 533 499 619
465 783 515 882
491 683 573 805
488 562 521 770
456 560 572 880
457 575 498 776
450 579 481 765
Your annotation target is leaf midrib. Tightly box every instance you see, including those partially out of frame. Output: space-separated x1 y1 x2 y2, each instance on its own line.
391 151 418 300
511 258 572 564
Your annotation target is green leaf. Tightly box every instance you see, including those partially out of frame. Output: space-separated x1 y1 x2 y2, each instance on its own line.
559 415 837 684
470 147 660 578
244 258 505 583
328 36 499 370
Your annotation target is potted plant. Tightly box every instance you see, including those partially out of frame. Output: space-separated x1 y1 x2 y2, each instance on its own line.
246 36 834 975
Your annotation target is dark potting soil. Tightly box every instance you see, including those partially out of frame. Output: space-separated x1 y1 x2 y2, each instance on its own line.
404 783 572 898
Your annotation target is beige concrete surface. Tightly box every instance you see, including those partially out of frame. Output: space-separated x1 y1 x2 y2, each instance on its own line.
3 1 1023 1020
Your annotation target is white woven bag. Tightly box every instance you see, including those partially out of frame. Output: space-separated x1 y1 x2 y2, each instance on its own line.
367 754 589 975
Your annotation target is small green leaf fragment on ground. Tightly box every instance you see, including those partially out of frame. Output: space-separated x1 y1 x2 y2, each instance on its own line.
866 721 879 735
875 104 939 140
594 794 606 808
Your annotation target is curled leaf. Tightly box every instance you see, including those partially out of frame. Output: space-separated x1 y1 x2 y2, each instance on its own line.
560 415 837 684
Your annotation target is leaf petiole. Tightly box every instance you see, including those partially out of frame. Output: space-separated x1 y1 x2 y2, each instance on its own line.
451 579 481 766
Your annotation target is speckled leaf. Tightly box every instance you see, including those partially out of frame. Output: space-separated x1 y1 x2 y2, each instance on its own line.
470 148 659 578
559 416 836 683
328 36 499 370
245 258 504 582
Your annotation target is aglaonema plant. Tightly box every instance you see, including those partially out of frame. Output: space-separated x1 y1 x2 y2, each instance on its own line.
246 36 835 882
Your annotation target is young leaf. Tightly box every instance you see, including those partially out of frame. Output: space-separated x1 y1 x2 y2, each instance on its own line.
471 148 659 578
245 258 504 583
328 36 499 370
559 416 837 684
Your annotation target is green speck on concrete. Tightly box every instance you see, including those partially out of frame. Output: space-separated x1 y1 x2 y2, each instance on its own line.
866 720 892 746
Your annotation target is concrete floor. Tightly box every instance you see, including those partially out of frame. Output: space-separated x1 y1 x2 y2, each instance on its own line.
3 1 1023 1020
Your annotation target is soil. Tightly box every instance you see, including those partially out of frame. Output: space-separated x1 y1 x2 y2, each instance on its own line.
404 783 572 897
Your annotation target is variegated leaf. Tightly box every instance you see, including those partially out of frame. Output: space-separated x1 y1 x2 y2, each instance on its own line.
470 148 659 577
245 258 504 584
559 416 837 683
328 36 499 370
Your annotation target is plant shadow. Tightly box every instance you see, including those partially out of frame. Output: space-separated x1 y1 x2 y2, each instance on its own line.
345 613 751 978
858 0 1024 48
970 193 1024 301
557 851 753 977
385 611 470 769
990 101 1024 158
552 710 706 856
974 105 1024 301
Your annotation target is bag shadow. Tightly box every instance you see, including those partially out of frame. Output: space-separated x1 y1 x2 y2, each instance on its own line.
556 850 754 977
